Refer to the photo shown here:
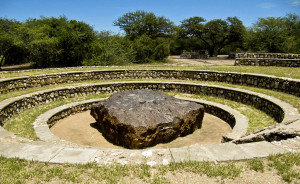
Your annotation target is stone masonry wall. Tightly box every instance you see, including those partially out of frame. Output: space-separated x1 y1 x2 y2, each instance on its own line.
0 82 285 127
236 53 300 59
46 99 236 131
47 102 95 128
0 70 299 97
235 53 300 67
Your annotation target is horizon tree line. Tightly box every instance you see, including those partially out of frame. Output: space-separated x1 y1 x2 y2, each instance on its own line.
0 11 299 68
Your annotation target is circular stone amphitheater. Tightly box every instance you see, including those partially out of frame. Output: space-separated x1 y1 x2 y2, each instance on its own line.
0 69 299 165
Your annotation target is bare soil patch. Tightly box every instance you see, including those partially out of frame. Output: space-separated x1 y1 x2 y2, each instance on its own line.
0 63 33 71
51 111 231 149
161 169 285 184
168 55 235 66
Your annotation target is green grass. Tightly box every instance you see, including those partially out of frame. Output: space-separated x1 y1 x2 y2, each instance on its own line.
168 93 277 133
2 77 298 139
0 65 299 184
167 161 243 179
1 153 299 183
0 156 242 184
268 153 300 183
1 65 300 79
4 91 277 140
1 78 299 111
2 76 297 139
247 158 265 172
3 93 110 140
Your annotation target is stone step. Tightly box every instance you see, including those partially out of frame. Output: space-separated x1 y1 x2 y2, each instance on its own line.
0 140 294 165
49 147 98 164
238 141 287 158
0 142 64 162
169 141 289 163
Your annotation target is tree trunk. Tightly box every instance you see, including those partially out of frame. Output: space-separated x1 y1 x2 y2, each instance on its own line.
208 46 215 57
0 55 4 70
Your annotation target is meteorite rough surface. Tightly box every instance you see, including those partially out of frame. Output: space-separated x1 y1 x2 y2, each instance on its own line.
90 89 204 149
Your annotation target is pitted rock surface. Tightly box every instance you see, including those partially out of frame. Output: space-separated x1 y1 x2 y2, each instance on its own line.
90 89 204 149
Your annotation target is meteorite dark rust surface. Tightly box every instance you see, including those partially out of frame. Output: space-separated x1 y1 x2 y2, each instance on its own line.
90 89 204 149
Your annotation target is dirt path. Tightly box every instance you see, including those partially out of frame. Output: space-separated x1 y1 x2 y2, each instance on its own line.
0 63 32 71
0 55 234 72
51 111 231 149
167 55 235 66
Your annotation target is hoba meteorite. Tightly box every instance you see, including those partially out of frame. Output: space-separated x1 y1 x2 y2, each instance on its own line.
90 89 204 149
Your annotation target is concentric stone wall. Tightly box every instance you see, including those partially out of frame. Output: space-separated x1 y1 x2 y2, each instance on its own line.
45 98 235 130
0 69 299 164
37 97 245 143
2 82 297 128
0 70 299 96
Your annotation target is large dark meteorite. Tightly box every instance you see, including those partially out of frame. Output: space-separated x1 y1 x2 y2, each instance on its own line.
90 89 204 149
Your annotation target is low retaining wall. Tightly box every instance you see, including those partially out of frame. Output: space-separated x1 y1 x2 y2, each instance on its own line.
235 59 300 67
33 98 248 143
180 50 209 59
1 82 298 129
0 70 299 97
235 53 300 67
236 53 300 59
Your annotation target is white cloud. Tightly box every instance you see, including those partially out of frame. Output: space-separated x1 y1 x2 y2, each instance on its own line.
291 0 300 6
259 2 279 9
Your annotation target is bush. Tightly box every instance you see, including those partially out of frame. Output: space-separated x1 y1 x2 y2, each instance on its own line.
26 16 96 68
131 35 170 63
154 42 170 61
0 18 29 68
82 32 135 66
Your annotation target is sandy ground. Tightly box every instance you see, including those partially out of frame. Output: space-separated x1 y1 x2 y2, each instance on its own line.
121 168 285 184
0 63 32 71
51 111 231 149
167 55 235 66
126 168 285 184
52 111 286 184
0 55 235 72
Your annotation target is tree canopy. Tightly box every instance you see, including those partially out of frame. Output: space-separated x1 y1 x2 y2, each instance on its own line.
179 16 246 56
0 16 97 68
113 10 175 40
0 18 28 68
245 13 300 53
25 16 96 67
113 10 174 63
0 12 299 68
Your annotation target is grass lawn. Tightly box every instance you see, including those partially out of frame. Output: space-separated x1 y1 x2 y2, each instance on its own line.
0 65 300 79
1 152 299 184
0 64 299 184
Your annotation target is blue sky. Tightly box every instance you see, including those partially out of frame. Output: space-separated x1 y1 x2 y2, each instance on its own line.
0 0 299 33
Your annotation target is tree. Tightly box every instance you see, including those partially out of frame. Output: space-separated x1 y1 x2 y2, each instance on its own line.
282 13 300 53
252 17 286 52
202 19 229 56
59 19 96 66
224 16 246 53
179 16 206 37
114 11 174 63
114 10 175 40
130 34 170 63
82 31 135 66
25 16 96 68
179 16 246 56
0 18 28 69
245 14 300 53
